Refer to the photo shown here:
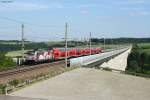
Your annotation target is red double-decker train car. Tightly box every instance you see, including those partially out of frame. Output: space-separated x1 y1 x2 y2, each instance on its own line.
25 47 102 63
52 48 101 60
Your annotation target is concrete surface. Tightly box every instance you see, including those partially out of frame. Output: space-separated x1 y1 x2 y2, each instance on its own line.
99 48 131 71
0 96 47 100
70 48 128 67
10 68 150 100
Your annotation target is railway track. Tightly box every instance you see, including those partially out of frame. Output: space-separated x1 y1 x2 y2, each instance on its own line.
0 60 66 78
0 48 124 79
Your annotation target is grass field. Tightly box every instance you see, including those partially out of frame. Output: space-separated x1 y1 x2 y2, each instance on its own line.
6 50 29 57
138 43 150 54
5 44 128 57
76 44 127 49
138 43 150 48
141 49 150 54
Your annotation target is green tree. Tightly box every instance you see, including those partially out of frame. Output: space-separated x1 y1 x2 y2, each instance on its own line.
0 52 15 70
140 53 148 72
126 43 150 74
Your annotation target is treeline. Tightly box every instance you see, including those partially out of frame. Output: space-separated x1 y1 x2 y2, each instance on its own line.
0 52 15 70
0 41 77 52
1 37 150 52
0 42 48 52
126 44 150 74
0 40 30 43
91 37 150 44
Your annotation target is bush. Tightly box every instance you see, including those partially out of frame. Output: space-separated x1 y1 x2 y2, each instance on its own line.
0 52 16 70
103 67 112 71
126 44 150 74
9 79 19 86
0 84 6 94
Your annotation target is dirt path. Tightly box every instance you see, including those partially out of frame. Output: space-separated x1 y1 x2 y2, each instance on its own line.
0 63 65 84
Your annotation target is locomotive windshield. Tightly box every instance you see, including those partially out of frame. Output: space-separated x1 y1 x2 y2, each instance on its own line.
27 51 35 55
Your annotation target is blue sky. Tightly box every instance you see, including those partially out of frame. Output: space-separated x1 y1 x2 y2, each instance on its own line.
0 0 150 41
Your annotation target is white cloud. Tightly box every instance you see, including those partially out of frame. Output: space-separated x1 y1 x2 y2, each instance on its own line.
129 11 150 16
116 0 147 5
77 4 97 8
131 0 146 4
117 0 150 16
76 4 98 15
80 10 88 15
120 7 145 11
48 2 64 9
0 2 50 11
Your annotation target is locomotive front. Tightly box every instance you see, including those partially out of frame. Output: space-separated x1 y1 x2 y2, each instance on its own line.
25 49 53 63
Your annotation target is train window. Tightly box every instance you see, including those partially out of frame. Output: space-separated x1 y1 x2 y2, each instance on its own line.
38 52 43 55
27 51 35 55
36 52 39 55
55 53 59 55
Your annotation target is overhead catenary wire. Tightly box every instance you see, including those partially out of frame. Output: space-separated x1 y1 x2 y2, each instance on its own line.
0 4 63 28
0 16 92 46
0 16 63 28
0 16 82 35
0 16 65 42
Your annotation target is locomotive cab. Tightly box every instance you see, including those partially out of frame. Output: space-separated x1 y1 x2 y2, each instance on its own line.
25 49 53 63
26 50 38 62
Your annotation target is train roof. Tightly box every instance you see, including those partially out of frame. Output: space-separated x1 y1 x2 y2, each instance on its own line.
53 47 101 51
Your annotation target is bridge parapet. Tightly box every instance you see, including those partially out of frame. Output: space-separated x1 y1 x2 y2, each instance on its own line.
70 48 130 68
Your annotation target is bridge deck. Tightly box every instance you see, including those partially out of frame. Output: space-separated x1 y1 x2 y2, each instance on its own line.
10 68 150 100
100 48 131 71
0 96 47 100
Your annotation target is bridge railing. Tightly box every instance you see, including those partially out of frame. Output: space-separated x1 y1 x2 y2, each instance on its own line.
121 71 150 78
70 47 129 67
101 67 150 78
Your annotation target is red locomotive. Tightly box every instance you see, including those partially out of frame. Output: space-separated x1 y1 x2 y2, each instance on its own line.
25 47 102 63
